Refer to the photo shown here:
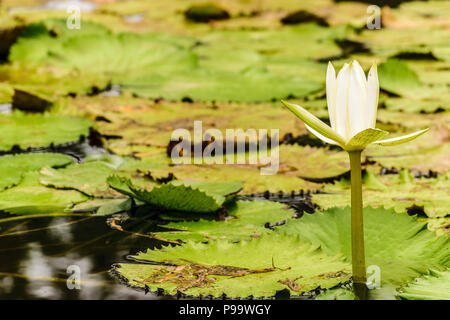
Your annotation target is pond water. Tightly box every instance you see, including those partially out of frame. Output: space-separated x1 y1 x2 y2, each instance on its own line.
0 213 171 299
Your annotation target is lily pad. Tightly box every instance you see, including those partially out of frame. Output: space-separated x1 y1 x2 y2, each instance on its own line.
108 175 243 213
148 164 320 194
123 66 322 102
396 269 450 300
39 161 119 197
0 152 73 191
115 233 351 298
312 170 450 218
154 200 294 242
0 171 87 214
277 145 349 180
315 288 356 300
278 206 450 285
0 111 92 151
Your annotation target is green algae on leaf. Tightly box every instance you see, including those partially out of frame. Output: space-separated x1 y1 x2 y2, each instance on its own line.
108 175 243 213
278 207 450 285
0 152 73 191
0 112 92 151
154 200 294 242
115 233 351 298
396 269 450 300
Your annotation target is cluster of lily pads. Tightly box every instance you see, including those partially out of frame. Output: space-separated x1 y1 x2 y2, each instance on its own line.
0 0 448 300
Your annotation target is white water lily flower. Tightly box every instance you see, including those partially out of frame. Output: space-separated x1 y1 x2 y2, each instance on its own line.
282 60 429 151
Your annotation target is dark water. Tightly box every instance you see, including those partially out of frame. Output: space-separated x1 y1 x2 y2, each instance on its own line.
0 212 172 299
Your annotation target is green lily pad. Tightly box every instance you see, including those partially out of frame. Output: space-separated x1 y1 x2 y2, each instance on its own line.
278 206 450 285
39 161 119 197
396 269 450 300
0 111 92 151
108 175 243 213
7 19 330 102
0 152 73 191
315 288 356 300
276 145 350 180
69 198 133 215
368 144 450 174
67 96 308 150
154 200 294 242
115 233 351 298
148 164 320 194
0 171 87 214
312 170 450 218
123 66 322 102
378 59 421 97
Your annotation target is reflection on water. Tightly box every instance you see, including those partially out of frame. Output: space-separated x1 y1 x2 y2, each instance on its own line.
0 213 171 299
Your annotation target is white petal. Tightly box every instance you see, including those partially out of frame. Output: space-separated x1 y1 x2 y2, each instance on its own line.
305 124 338 145
335 63 350 141
366 63 379 128
347 61 367 138
326 62 337 130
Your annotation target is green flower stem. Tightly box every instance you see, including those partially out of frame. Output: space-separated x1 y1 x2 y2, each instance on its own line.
348 150 367 300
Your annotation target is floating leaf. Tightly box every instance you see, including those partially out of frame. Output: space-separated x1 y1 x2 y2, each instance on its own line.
396 269 450 300
0 111 92 151
155 200 294 242
0 172 87 214
278 207 450 285
148 164 320 194
115 233 351 298
124 66 322 102
378 59 421 97
0 153 73 191
108 175 243 213
312 170 450 218
315 288 356 300
40 161 119 197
